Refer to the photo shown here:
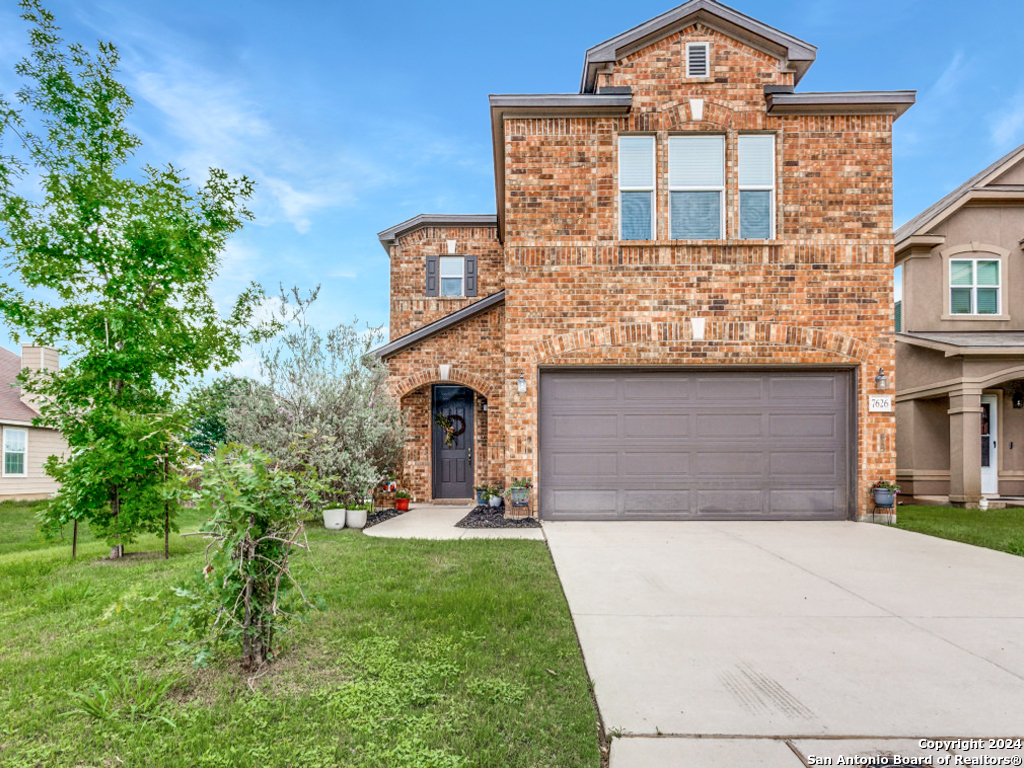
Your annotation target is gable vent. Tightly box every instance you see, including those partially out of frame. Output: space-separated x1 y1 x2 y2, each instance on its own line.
686 42 710 78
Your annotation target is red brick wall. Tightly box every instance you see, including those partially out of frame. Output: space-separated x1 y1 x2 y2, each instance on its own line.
383 305 505 501
389 225 503 339
500 27 895 518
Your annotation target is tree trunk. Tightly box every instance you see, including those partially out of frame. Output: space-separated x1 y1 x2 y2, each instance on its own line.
109 486 123 560
164 457 170 559
72 519 78 559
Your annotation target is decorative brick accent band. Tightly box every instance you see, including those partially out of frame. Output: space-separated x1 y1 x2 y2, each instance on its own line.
392 366 499 400
527 320 870 365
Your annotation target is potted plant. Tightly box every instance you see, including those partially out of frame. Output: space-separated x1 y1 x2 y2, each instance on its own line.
871 478 900 508
395 490 411 511
473 485 490 505
322 506 347 530
488 485 504 508
347 500 369 530
505 477 532 507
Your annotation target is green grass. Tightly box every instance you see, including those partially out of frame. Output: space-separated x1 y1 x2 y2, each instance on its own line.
0 503 600 767
897 505 1024 556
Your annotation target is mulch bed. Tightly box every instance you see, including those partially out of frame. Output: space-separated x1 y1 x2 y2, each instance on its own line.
365 507 406 529
456 505 541 529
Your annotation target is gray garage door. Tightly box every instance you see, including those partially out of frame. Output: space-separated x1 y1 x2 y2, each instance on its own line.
539 369 852 521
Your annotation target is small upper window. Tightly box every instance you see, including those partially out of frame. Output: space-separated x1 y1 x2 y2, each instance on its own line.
950 259 1000 315
669 134 724 239
619 136 656 241
439 256 465 297
3 428 27 477
686 42 710 78
738 134 775 239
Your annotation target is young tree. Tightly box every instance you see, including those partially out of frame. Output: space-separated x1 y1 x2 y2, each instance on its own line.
226 290 405 510
0 2 273 557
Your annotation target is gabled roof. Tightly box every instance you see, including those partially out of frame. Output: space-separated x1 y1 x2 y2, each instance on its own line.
895 141 1024 248
766 90 915 119
377 214 498 256
0 347 40 424
373 291 506 359
580 0 817 94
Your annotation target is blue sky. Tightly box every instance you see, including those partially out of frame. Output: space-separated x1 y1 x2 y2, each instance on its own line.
1 0 1023 369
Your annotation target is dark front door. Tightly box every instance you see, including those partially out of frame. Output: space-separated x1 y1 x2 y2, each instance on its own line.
433 385 474 499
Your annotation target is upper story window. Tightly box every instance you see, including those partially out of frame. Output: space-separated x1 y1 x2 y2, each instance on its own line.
686 42 710 78
950 259 1000 315
738 134 775 239
619 135 656 240
669 134 724 239
3 427 27 477
425 254 478 298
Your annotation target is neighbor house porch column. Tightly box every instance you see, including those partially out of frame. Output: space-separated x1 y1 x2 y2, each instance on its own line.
948 388 983 507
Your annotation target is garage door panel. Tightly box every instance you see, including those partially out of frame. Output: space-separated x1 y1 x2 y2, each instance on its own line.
552 451 618 477
621 451 691 476
539 370 851 521
769 413 838 439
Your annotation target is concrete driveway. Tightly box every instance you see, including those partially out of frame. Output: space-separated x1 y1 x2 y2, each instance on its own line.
544 521 1024 766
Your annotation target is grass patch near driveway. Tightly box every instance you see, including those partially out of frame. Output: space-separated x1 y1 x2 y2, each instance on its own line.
897 505 1024 557
0 508 600 767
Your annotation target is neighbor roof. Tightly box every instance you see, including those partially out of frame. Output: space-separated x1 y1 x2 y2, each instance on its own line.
373 290 506 359
377 214 498 256
895 140 1024 247
898 331 1024 357
579 0 817 94
0 347 40 424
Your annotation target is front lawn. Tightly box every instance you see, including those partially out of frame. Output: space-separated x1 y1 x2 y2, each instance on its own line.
0 504 600 767
897 504 1024 557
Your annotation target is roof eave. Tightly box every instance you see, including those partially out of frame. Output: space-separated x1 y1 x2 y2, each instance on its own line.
374 290 507 359
376 214 499 256
766 91 917 120
489 94 633 240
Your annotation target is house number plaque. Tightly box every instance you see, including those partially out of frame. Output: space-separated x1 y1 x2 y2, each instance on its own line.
868 395 893 413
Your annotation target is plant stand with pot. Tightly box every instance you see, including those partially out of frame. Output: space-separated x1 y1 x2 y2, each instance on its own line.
871 488 897 525
504 486 532 520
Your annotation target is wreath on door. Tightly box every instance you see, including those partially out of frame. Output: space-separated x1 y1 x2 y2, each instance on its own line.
434 411 466 448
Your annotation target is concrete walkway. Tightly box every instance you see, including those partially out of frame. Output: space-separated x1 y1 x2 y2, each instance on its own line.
544 521 1024 767
364 503 544 540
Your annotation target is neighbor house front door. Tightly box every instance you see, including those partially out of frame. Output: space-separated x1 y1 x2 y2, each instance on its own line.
981 394 998 496
432 385 474 499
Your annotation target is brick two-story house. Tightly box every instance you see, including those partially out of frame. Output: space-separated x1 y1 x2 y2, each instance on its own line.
375 0 914 520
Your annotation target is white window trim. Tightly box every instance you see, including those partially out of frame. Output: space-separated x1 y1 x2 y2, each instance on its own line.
948 258 1001 317
685 42 711 79
738 133 776 240
940 243 1011 321
618 135 657 241
2 426 28 478
439 255 465 298
668 134 725 241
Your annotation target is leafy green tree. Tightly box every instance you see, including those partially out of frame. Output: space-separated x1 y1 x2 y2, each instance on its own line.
183 375 246 456
0 2 273 557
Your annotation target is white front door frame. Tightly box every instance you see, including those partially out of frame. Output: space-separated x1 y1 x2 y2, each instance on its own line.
981 393 998 496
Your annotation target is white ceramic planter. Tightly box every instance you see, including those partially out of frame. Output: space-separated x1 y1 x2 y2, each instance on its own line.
488 495 502 508
323 508 347 530
346 507 368 530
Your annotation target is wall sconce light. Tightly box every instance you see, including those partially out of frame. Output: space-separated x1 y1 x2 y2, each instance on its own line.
1014 392 1024 409
517 373 527 394
874 367 890 392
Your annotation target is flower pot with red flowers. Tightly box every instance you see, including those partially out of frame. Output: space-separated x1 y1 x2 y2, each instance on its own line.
395 491 411 511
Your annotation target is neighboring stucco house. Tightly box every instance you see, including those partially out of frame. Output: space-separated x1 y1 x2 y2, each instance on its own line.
375 0 914 520
0 345 66 500
895 141 1024 506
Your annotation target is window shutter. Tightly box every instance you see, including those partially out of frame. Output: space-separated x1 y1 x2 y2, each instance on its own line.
669 135 724 187
739 135 774 187
425 254 439 296
464 255 478 297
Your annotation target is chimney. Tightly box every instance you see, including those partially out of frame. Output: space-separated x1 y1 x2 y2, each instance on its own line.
19 344 59 411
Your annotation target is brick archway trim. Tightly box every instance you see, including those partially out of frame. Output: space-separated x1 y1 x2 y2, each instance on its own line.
393 366 498 400
527 320 870 365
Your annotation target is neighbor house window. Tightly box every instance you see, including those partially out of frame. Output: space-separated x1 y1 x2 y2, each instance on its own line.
950 259 1000 315
439 256 465 297
686 42 710 78
3 428 27 477
669 134 725 239
738 134 775 239
619 136 655 240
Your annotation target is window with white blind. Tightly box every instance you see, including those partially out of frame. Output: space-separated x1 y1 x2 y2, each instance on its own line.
619 136 655 240
950 259 1000 315
738 134 775 239
439 256 465 297
669 134 724 240
686 42 710 78
3 428 27 477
